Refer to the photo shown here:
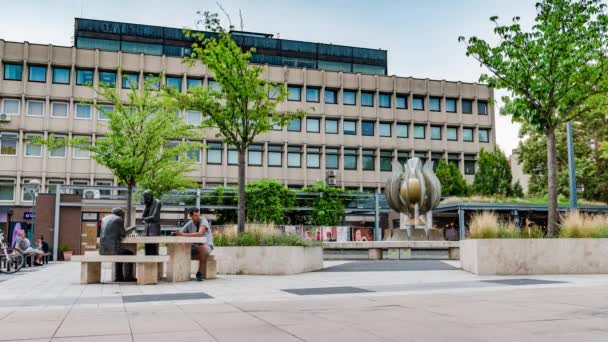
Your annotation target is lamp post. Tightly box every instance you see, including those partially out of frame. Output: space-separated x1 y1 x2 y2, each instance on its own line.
23 179 41 235
566 122 577 209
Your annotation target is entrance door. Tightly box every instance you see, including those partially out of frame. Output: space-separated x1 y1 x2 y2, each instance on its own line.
80 222 98 253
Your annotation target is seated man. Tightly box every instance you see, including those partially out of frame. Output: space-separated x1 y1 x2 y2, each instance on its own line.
100 208 136 281
176 207 214 281
38 235 50 254
14 230 44 266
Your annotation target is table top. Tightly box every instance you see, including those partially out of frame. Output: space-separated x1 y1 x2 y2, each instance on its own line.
123 236 206 244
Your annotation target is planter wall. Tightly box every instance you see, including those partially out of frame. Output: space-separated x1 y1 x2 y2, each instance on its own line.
213 246 323 275
461 239 608 275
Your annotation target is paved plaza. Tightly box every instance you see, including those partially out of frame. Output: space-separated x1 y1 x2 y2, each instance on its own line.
1 260 607 341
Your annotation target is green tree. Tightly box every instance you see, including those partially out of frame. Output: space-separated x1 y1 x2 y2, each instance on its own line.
435 160 469 197
245 180 295 224
460 0 608 236
473 148 513 197
511 180 525 198
174 13 304 233
43 77 201 226
302 182 346 226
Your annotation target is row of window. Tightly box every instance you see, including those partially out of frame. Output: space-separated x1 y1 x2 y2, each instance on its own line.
280 117 490 142
3 63 489 114
2 63 221 92
0 133 91 159
286 85 488 114
0 179 114 202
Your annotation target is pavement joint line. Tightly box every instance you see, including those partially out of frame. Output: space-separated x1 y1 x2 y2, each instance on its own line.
175 299 219 342
49 285 81 342
123 288 136 342
228 301 307 341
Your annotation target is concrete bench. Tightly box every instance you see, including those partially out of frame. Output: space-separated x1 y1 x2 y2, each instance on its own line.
322 241 460 260
189 254 218 279
72 255 170 285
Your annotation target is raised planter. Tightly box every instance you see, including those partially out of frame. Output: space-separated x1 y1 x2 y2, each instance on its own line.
213 246 323 275
461 239 608 275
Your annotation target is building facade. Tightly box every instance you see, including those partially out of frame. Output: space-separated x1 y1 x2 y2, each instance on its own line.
0 20 495 210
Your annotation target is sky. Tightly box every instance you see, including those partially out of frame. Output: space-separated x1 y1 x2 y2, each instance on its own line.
0 0 539 155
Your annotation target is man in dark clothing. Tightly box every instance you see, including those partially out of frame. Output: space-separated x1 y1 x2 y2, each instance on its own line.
38 235 50 253
100 208 135 281
141 190 162 255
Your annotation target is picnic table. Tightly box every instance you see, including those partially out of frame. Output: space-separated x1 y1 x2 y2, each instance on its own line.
122 236 206 282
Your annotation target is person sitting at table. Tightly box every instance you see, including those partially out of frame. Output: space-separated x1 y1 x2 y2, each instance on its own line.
175 207 213 282
14 230 44 266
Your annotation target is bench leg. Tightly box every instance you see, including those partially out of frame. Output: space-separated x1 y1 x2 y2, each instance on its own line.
81 262 101 284
136 262 159 285
202 256 217 279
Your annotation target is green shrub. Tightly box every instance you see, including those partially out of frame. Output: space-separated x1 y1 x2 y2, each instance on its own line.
213 225 320 247
559 212 608 238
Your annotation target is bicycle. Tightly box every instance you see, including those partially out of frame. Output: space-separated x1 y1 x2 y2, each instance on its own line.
0 232 24 274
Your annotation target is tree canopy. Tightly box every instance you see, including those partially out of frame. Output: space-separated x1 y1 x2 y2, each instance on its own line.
435 160 469 197
473 148 514 197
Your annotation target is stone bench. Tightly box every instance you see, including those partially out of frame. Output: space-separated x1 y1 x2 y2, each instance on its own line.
72 255 169 285
189 254 218 279
322 241 460 260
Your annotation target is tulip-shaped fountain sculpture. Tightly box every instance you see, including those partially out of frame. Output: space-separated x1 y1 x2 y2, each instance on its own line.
384 157 442 239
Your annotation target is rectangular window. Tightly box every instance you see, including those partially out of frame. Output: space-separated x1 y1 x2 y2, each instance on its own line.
306 146 320 168
166 76 182 92
413 96 425 110
287 85 302 101
186 143 201 162
21 178 39 202
446 98 457 113
325 119 338 134
479 128 490 143
73 136 91 159
0 180 15 201
267 145 282 167
429 97 441 112
75 103 92 119
24 134 42 157
52 67 70 84
27 100 44 116
324 89 338 104
343 90 356 105
99 71 116 87
48 180 66 195
3 64 22 81
287 146 301 167
344 148 358 170
306 118 320 133
144 74 160 90
208 79 221 91
0 133 18 156
362 149 375 171
379 93 391 108
228 148 238 165
49 135 66 158
343 120 357 135
431 126 442 140
414 151 427 160
396 95 408 109
306 87 320 102
325 148 339 169
379 122 391 137
380 150 393 172
98 105 113 121
288 118 301 132
28 65 47 82
397 151 410 166
462 99 473 114
414 125 426 139
361 91 374 107
447 127 458 141
396 123 408 138
122 73 139 89
186 110 202 125
248 144 263 166
2 99 20 115
362 121 375 136
478 101 488 115
187 78 203 89
51 102 68 118
76 69 93 85
463 128 474 142
268 85 281 99
464 157 476 175
207 142 222 164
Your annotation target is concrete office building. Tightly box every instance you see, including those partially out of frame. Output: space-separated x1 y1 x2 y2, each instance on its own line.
0 18 495 213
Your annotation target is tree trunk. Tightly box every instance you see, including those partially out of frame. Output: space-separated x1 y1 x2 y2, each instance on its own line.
126 183 133 227
237 148 246 234
546 127 559 237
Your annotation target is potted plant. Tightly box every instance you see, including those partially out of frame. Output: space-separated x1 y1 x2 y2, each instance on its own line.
59 243 73 261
